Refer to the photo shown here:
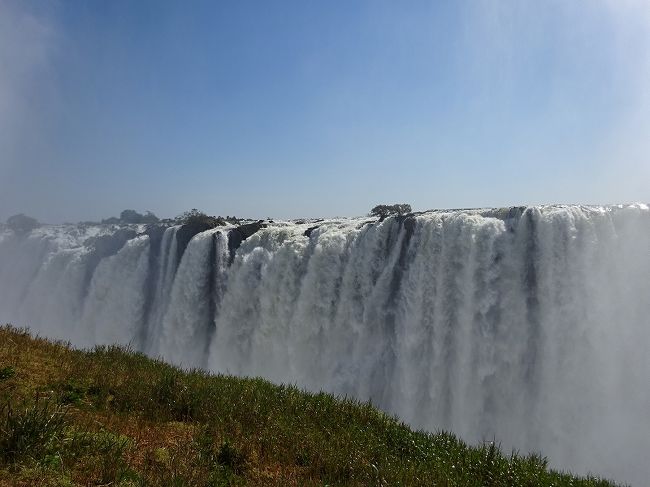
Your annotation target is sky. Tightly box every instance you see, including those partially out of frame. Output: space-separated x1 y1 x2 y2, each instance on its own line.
1 0 649 223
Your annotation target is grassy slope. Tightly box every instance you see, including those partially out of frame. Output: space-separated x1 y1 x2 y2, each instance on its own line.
0 326 619 487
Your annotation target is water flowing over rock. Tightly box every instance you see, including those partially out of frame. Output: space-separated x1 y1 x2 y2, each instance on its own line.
1 205 648 485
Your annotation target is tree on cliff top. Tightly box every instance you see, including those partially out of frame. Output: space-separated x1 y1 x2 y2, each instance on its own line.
101 210 160 224
6 214 40 235
369 204 412 219
119 210 159 224
176 209 225 228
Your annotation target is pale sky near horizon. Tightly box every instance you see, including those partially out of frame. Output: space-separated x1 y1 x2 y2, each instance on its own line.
1 0 649 223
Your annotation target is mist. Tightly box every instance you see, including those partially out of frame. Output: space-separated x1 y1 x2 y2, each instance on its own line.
0 0 58 218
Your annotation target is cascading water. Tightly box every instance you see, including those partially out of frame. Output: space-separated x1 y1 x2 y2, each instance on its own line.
0 204 648 485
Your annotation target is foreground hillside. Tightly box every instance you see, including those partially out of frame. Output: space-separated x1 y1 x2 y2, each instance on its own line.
0 327 618 486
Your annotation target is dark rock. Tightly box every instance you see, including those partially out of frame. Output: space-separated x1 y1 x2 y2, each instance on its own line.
143 224 167 249
357 219 375 229
304 226 319 238
396 214 417 239
176 221 214 263
84 228 138 258
82 228 138 294
227 221 267 263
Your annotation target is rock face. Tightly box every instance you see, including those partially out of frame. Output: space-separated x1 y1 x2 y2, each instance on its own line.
85 228 138 258
143 225 167 249
227 221 266 261
396 214 417 237
303 226 319 238
80 228 140 294
175 222 216 263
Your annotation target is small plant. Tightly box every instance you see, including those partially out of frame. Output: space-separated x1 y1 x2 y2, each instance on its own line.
93 430 132 484
0 399 68 464
58 380 88 405
194 427 217 466
149 368 198 421
0 366 15 381
295 449 310 466
217 440 246 474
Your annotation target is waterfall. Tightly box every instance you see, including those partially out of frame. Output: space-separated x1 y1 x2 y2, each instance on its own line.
143 225 179 354
0 204 648 485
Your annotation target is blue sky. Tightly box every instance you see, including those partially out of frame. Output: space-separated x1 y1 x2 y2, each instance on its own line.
1 0 648 222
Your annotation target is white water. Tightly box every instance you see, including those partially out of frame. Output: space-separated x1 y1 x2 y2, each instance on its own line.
1 205 648 485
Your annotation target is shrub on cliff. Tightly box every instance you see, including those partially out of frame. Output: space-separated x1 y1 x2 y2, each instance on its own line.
101 210 160 225
176 209 225 228
6 214 40 235
369 203 412 219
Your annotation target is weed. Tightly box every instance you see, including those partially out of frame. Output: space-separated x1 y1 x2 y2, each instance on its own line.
145 367 201 421
0 366 14 382
57 380 88 406
0 399 67 464
217 440 246 475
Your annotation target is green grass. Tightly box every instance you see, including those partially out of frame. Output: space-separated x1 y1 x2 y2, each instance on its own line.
0 325 621 486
